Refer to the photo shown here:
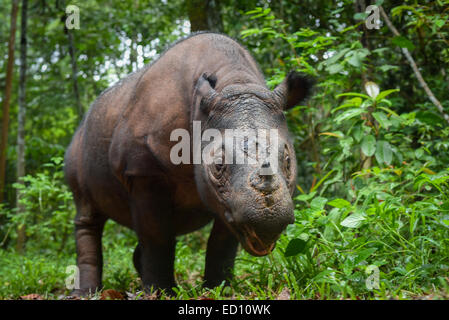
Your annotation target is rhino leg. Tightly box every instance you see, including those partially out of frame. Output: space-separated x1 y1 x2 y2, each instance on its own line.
204 218 239 288
130 177 177 294
73 199 106 296
133 243 142 276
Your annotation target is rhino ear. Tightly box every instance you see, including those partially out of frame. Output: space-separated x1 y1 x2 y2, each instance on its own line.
194 73 218 116
273 71 314 110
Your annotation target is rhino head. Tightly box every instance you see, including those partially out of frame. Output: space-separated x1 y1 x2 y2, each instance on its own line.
193 72 313 256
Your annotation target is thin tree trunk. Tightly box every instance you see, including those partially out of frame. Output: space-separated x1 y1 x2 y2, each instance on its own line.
129 36 137 73
356 0 373 170
206 0 223 32
187 0 208 31
380 6 449 124
0 0 20 203
66 28 83 122
16 0 28 253
186 0 223 32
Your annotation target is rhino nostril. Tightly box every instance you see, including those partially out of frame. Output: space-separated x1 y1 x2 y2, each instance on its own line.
264 195 275 207
261 160 270 169
260 174 273 184
250 169 279 193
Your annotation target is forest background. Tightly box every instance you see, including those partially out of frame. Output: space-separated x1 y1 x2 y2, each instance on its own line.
0 0 449 299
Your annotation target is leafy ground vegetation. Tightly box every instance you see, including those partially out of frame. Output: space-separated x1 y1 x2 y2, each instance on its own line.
1 0 449 299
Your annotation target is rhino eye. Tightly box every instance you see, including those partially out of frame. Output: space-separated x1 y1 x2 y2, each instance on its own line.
283 147 291 178
210 162 224 180
210 152 225 179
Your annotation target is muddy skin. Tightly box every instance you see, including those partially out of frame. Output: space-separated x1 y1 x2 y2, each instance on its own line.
64 32 313 295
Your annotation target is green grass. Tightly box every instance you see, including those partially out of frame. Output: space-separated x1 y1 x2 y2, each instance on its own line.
1 219 448 299
1 168 448 300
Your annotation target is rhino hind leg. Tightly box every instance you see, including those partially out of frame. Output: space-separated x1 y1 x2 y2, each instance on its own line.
204 218 239 288
73 198 107 297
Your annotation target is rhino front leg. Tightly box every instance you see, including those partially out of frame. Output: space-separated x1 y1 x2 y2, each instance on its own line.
204 218 239 288
73 200 106 296
130 177 177 294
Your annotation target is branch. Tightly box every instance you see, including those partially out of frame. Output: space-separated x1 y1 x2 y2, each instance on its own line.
380 6 449 124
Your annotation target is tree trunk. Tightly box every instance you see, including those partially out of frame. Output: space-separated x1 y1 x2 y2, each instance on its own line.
66 27 83 122
186 0 223 33
0 0 20 203
16 0 28 253
129 36 137 73
380 6 449 124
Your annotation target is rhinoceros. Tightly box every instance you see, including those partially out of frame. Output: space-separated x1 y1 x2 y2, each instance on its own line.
64 32 312 295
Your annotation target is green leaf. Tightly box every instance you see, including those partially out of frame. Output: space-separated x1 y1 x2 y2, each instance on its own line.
416 111 444 125
45 19 61 32
375 140 393 165
240 28 262 38
354 12 369 20
392 36 415 51
354 248 377 265
332 97 363 113
311 196 328 211
341 212 366 228
295 191 317 202
284 238 307 257
334 108 364 123
327 198 351 208
378 106 399 117
313 269 337 284
375 89 399 101
340 137 354 156
310 170 337 192
245 8 263 15
345 49 370 67
327 63 344 74
324 48 351 65
352 125 364 142
435 19 445 29
336 92 370 100
372 111 391 129
361 135 376 157
379 65 399 72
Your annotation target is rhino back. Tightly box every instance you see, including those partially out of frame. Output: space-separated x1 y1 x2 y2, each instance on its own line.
112 33 266 176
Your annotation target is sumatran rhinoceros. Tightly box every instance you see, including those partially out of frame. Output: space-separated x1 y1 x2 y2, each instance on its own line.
64 32 313 295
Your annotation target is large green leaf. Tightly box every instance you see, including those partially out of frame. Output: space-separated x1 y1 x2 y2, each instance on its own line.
327 63 344 74
372 111 391 129
354 248 377 265
375 89 400 101
284 238 307 257
336 92 370 99
345 48 370 68
375 140 393 165
392 36 415 51
334 108 364 123
361 135 376 157
311 196 328 211
327 198 351 208
340 212 366 228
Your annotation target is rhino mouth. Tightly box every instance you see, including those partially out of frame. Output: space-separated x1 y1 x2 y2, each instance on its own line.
223 211 276 256
240 225 277 256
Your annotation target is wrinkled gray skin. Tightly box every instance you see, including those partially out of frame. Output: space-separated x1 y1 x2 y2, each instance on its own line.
64 32 312 295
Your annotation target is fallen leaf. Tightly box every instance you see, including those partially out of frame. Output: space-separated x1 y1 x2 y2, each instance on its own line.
20 294 44 300
276 288 291 300
100 289 125 300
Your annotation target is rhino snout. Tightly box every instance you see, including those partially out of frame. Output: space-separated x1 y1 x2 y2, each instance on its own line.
249 168 280 193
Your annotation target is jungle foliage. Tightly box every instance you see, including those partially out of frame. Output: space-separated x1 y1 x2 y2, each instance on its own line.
0 0 448 299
